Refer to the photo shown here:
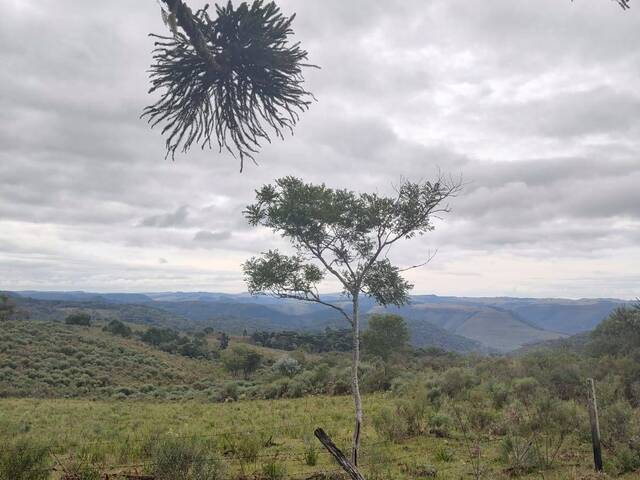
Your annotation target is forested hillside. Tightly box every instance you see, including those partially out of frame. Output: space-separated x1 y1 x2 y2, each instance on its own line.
8 291 626 352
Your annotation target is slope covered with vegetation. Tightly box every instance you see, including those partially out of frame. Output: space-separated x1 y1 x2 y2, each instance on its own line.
1 305 639 479
0 320 224 400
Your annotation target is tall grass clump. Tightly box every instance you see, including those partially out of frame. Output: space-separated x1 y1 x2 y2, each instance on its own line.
147 437 226 480
0 439 50 480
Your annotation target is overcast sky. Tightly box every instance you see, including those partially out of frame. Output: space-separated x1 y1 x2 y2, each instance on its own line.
1 0 639 298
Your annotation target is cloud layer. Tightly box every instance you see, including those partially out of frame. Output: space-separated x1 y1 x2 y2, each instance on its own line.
1 0 639 298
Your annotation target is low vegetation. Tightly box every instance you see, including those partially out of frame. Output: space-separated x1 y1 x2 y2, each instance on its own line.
0 307 638 478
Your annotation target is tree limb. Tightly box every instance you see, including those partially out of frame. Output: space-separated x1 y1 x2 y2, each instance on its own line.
160 0 222 72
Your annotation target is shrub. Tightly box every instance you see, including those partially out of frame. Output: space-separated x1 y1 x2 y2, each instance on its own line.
303 436 318 466
440 367 477 398
61 456 102 480
261 461 286 480
148 437 226 480
65 312 91 326
221 345 262 379
373 406 408 442
433 446 454 463
103 319 132 337
218 432 264 464
428 413 453 438
0 439 50 480
272 356 301 377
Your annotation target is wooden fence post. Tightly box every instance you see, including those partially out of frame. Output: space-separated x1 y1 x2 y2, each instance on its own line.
587 378 603 472
314 428 366 480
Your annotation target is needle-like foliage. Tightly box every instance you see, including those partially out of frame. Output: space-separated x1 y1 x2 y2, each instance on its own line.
143 1 316 171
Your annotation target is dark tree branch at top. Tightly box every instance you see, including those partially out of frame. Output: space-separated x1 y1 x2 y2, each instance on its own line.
572 0 631 8
143 0 317 172
160 0 222 71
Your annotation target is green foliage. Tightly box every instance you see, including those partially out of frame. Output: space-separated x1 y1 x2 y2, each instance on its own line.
0 294 16 322
251 329 352 353
362 313 410 361
139 327 210 359
0 320 221 399
373 406 409 442
272 356 301 377
302 435 318 466
433 446 454 463
261 460 286 480
221 344 262 379
244 250 324 300
244 176 458 307
147 437 226 480
65 312 91 326
103 319 132 337
440 367 478 398
219 332 230 350
0 438 50 480
590 306 640 357
62 456 102 480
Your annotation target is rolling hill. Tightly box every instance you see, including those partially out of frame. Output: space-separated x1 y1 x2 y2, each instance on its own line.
8 291 627 352
0 320 224 399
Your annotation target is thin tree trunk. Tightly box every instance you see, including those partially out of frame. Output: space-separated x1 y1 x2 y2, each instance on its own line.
351 294 363 466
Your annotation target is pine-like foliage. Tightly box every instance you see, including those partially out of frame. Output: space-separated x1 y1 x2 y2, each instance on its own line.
143 1 316 171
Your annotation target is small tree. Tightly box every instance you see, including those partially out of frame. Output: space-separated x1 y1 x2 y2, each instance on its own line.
65 312 91 326
243 176 460 463
273 355 302 377
0 294 16 322
362 313 410 362
221 344 262 379
219 332 230 350
103 319 132 337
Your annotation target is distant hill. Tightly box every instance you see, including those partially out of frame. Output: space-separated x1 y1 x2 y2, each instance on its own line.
8 291 627 353
9 295 193 330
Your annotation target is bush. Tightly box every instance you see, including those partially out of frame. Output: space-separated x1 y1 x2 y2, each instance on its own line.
221 345 262 379
440 367 477 398
103 319 132 337
0 439 50 480
373 406 408 442
62 456 102 480
65 312 91 326
433 446 454 463
272 356 301 377
428 413 453 437
148 437 226 480
261 461 286 480
303 436 318 466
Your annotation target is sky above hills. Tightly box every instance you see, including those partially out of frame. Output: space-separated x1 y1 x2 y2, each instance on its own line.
1 0 639 298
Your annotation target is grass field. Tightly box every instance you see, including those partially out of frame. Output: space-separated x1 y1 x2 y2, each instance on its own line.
0 395 632 480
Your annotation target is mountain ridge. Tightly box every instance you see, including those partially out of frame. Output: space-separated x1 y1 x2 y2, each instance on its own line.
7 291 628 353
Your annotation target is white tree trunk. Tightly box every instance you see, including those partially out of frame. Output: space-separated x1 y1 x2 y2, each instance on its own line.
351 294 363 466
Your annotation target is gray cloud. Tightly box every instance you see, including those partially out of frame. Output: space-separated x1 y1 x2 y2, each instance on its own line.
0 0 638 297
193 230 233 243
140 206 190 228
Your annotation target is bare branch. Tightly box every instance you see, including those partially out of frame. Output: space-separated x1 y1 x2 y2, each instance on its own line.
398 249 438 273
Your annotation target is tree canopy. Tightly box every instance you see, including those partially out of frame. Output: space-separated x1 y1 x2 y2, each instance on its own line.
243 176 461 319
362 313 410 362
221 344 263 378
590 305 640 357
0 294 16 322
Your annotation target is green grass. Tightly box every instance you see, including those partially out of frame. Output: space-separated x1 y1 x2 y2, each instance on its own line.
0 396 635 480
